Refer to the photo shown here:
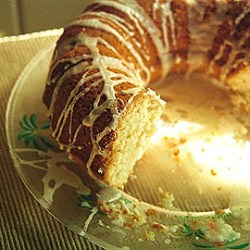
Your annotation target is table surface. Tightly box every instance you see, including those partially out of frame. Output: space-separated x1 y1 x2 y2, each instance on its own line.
0 30 104 250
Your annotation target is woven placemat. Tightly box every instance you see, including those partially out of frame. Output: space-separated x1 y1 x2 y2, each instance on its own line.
0 30 104 250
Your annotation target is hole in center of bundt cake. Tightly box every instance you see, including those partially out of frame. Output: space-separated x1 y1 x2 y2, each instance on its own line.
124 72 250 212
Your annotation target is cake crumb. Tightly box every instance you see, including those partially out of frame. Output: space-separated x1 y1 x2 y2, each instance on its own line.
158 188 180 211
173 148 180 156
210 169 217 176
179 138 187 144
145 231 156 241
165 238 171 244
146 209 156 216
215 209 226 215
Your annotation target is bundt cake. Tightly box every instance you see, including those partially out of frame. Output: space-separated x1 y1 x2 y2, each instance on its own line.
43 0 250 188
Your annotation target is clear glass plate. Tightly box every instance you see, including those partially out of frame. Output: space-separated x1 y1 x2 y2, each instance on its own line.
5 44 250 249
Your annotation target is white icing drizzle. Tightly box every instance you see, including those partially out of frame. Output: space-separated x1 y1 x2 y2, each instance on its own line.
219 39 246 82
97 186 123 203
88 9 149 58
47 0 176 181
47 0 250 181
153 0 176 51
54 73 102 138
186 0 222 73
85 0 170 79
235 5 250 25
70 17 151 83
51 31 145 179
83 206 99 232
48 55 92 85
15 148 90 209
48 60 93 115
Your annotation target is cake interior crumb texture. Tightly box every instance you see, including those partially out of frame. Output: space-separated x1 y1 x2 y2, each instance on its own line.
107 90 162 188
